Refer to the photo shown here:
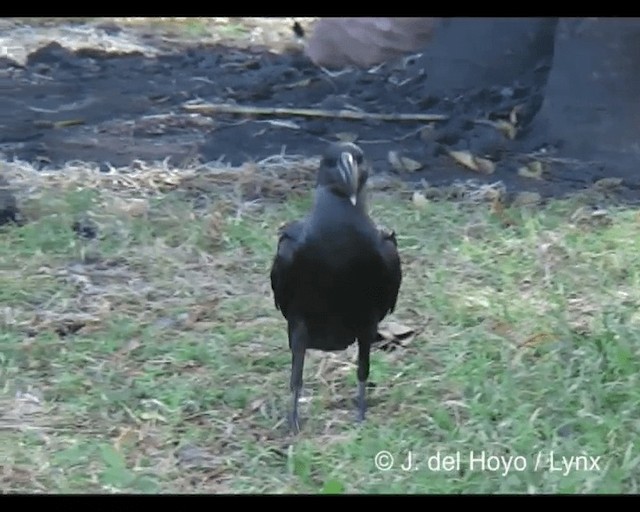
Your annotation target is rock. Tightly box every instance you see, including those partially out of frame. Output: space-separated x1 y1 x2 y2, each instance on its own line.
304 18 437 69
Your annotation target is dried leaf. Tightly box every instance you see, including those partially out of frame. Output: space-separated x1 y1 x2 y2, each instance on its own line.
386 322 414 338
185 298 220 327
475 119 516 139
518 332 555 348
571 207 611 229
448 150 495 174
335 132 359 143
490 196 516 227
188 321 220 332
161 175 182 186
388 150 404 172
113 427 137 452
400 157 423 172
494 119 517 140
448 149 477 170
570 206 588 222
139 411 167 423
488 320 515 339
594 177 623 189
204 211 226 248
287 78 312 89
249 398 266 412
570 206 611 225
176 445 221 469
388 151 424 172
512 191 542 208
376 321 416 351
108 197 149 218
475 157 496 174
518 161 544 180
490 195 505 216
115 338 141 358
54 320 86 337
509 105 523 125
411 191 429 210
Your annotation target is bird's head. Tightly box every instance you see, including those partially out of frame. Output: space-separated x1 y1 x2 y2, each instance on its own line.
317 142 368 206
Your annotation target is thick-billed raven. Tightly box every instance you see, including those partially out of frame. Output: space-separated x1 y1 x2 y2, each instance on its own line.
270 142 402 433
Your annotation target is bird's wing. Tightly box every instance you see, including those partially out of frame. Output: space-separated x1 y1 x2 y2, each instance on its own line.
270 219 305 318
377 224 402 316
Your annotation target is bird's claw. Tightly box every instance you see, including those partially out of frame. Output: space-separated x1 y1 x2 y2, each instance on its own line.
289 410 301 435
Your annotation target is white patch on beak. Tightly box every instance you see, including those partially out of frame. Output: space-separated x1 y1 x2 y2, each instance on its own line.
338 152 354 185
350 194 357 206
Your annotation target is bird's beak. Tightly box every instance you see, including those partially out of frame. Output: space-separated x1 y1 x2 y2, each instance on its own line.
338 152 359 206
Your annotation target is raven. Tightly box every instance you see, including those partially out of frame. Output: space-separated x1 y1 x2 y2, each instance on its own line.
270 142 402 433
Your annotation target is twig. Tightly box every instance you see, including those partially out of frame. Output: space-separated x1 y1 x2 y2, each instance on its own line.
182 101 449 123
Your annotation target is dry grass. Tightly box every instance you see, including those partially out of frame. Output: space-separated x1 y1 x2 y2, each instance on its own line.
1 156 639 493
0 17 314 65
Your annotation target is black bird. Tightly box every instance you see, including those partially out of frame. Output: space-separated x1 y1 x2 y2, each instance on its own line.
270 142 402 433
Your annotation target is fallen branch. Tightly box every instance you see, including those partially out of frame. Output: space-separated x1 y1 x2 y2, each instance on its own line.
182 101 449 123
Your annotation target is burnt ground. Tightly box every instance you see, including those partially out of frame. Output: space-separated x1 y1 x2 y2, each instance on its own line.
1 26 638 202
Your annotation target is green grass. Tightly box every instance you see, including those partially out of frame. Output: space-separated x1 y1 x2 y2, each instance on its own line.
1 177 639 494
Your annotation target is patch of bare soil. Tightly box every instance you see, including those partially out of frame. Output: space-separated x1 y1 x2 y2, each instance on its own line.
1 17 638 202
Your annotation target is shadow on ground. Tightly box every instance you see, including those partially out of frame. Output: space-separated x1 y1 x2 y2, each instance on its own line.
1 36 639 203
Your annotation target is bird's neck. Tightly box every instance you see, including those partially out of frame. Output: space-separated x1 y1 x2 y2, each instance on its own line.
312 188 369 217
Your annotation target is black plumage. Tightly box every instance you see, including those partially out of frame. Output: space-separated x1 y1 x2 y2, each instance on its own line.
270 142 402 433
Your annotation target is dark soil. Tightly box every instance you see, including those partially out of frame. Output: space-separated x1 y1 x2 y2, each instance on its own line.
1 38 638 201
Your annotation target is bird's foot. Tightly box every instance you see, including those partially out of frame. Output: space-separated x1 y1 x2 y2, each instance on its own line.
289 406 301 435
289 383 303 434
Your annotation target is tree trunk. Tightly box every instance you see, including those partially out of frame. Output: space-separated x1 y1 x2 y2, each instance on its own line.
413 17 557 96
525 18 640 169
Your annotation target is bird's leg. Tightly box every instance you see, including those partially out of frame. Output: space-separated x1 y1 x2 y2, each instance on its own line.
289 323 307 434
356 336 372 423
290 353 304 434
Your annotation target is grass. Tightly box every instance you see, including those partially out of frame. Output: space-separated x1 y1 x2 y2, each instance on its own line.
1 164 639 494
1 17 312 68
5 17 304 44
